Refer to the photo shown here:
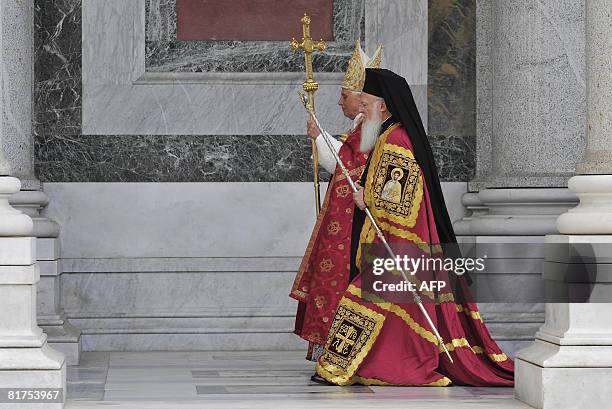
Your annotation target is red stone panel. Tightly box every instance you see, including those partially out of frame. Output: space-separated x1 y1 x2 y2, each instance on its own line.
177 0 333 41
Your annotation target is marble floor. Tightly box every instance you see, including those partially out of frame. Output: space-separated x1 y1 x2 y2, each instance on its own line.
65 351 531 409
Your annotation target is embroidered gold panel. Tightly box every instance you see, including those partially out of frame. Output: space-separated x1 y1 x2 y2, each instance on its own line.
321 297 385 373
369 149 423 228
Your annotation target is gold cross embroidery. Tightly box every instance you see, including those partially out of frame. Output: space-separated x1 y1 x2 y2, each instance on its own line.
332 324 357 354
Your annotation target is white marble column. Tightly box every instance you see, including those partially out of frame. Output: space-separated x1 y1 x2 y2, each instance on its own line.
0 0 80 364
365 0 427 130
462 0 584 233
515 1 612 408
555 0 612 235
0 178 65 407
10 191 81 365
472 0 585 191
453 1 587 358
456 0 583 250
462 0 584 231
0 2 66 406
1 0 37 190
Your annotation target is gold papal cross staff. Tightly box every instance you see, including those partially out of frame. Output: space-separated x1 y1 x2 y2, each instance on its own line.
290 13 327 215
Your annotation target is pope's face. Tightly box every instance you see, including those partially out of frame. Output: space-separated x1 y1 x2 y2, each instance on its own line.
338 89 361 120
358 92 382 122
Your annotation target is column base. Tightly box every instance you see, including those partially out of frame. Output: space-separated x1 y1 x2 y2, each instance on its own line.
457 236 545 354
36 237 81 365
516 339 612 409
0 177 33 236
557 175 612 234
515 234 612 408
452 192 487 235
455 188 577 236
0 344 65 408
39 318 81 366
9 190 60 237
0 226 66 406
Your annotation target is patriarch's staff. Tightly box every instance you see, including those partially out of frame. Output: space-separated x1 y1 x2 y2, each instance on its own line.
290 13 327 215
298 92 454 363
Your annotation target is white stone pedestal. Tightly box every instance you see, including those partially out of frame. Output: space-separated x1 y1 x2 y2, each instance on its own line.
515 234 612 409
516 336 612 409
37 238 81 366
0 177 65 408
10 190 81 365
557 176 612 234
452 188 578 357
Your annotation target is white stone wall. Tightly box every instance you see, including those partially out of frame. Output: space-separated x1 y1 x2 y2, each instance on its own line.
43 182 466 351
82 0 349 136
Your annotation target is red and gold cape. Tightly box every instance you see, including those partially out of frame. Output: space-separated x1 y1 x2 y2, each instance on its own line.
291 125 369 349
315 124 515 386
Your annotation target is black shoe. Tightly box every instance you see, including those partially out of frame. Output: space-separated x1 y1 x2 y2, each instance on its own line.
310 373 335 386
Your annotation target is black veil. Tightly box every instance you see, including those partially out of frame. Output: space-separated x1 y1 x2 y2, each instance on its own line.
363 68 457 245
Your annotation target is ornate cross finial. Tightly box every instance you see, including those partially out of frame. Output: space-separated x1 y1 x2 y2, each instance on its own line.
290 13 327 102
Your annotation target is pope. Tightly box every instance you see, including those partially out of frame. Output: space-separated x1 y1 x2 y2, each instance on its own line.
290 41 382 362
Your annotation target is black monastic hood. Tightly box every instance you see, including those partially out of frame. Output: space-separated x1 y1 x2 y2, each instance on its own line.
363 68 458 245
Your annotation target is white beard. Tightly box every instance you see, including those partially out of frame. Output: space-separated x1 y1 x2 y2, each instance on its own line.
360 113 383 153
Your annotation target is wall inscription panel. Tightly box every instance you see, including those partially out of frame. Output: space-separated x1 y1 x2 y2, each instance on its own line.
147 0 362 73
176 0 333 41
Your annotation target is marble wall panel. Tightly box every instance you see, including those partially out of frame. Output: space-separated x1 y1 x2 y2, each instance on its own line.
81 81 349 135
428 0 476 138
365 0 428 128
34 0 476 183
36 134 472 182
34 0 82 183
61 271 298 318
81 0 350 136
43 182 317 259
42 182 467 259
430 135 475 181
146 0 363 72
81 332 306 351
36 134 323 183
62 269 307 351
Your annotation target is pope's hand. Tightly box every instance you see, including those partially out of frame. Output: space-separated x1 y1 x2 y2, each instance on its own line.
353 182 366 210
307 118 319 140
